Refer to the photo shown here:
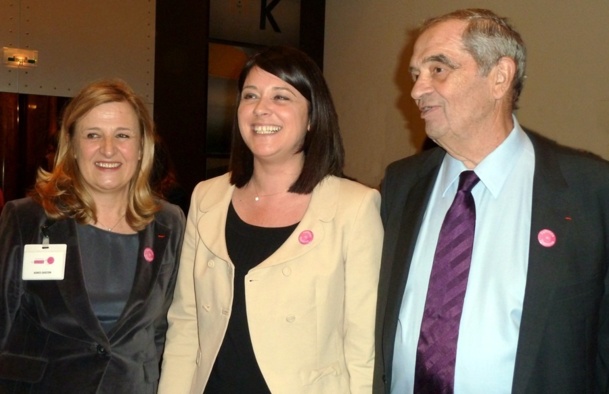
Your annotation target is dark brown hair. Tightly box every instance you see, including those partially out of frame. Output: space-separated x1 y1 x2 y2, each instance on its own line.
229 46 345 194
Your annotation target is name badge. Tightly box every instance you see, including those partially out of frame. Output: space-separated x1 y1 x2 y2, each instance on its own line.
22 244 67 280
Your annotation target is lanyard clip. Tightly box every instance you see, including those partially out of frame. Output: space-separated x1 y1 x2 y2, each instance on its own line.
41 225 50 245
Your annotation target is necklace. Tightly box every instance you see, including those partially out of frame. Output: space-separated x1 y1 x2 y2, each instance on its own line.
251 181 287 202
96 214 125 232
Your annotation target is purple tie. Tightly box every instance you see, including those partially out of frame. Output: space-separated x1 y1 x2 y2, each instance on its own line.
414 170 480 394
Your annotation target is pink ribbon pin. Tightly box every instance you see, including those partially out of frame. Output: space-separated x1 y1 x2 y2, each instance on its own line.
537 229 556 248
143 247 155 262
298 230 314 245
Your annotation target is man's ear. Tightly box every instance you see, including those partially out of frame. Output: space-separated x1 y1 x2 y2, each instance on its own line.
492 56 516 100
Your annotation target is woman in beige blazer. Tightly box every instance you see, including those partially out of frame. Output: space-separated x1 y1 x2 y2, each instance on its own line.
159 46 383 394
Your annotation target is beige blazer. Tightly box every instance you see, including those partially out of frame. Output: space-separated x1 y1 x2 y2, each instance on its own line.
159 174 383 394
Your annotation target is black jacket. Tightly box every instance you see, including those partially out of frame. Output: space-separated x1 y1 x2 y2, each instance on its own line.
0 198 185 393
374 132 609 393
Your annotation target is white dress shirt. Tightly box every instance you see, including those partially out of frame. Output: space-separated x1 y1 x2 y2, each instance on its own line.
391 118 535 393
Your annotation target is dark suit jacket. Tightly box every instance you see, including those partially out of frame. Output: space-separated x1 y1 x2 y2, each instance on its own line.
373 132 609 394
0 198 185 394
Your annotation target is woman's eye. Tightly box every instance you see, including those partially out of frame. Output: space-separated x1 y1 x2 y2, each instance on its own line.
85 133 99 139
242 93 256 100
274 95 289 101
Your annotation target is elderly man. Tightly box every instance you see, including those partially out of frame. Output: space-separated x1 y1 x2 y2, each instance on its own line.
374 8 609 394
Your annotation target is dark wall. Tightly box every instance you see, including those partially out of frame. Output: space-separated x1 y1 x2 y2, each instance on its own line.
154 1 209 195
300 1 326 69
0 93 67 203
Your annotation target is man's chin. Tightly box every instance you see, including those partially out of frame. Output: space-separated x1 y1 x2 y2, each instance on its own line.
424 126 446 142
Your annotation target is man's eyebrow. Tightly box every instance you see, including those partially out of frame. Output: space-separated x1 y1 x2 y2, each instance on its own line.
424 54 460 69
409 54 461 75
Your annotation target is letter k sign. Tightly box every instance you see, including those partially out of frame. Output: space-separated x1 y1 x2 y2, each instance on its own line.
260 0 282 32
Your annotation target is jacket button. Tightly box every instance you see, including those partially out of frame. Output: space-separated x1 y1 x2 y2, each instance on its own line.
96 344 109 358
207 260 215 268
286 315 296 323
282 267 292 276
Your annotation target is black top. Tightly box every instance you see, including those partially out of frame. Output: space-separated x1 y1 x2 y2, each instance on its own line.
205 203 298 393
77 224 139 333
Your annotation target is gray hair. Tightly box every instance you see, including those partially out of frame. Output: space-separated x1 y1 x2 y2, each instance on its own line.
421 9 527 109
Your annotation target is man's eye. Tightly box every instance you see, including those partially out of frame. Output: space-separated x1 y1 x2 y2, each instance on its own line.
432 67 444 74
86 133 99 139
411 74 419 82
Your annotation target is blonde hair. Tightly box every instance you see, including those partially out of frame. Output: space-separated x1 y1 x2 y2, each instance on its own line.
31 79 160 231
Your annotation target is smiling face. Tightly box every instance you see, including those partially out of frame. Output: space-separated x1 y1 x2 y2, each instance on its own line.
73 101 141 202
237 66 310 164
409 19 499 155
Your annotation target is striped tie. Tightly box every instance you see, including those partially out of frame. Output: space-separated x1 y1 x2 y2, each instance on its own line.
414 170 480 394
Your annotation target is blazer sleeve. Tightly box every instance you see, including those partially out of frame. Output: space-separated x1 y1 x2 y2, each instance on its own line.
596 186 609 392
153 204 186 359
343 187 383 393
599 266 609 392
158 188 203 393
0 202 26 349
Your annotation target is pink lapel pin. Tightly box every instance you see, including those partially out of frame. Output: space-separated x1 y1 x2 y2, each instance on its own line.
298 230 314 245
537 229 556 248
143 247 155 263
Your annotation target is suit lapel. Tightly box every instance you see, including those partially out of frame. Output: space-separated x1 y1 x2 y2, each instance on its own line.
512 134 573 393
197 177 235 263
49 217 173 344
255 176 337 269
381 152 443 374
48 219 109 346
110 219 172 336
195 175 345 270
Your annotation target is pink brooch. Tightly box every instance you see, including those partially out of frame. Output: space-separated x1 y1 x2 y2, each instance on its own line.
298 230 314 245
537 229 556 248
143 247 155 262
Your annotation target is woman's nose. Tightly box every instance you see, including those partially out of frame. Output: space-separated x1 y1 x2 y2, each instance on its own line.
253 98 270 116
100 136 115 156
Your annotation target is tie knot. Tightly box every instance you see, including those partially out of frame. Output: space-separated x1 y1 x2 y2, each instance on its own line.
458 171 480 193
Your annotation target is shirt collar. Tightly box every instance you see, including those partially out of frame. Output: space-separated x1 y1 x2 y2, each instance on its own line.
438 115 528 198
